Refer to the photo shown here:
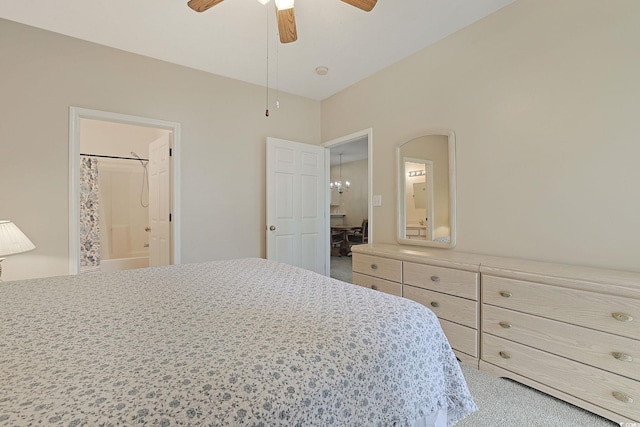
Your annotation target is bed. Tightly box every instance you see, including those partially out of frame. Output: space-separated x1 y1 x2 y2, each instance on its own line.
0 258 476 426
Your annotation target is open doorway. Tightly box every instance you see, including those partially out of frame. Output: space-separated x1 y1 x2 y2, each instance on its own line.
68 107 181 275
324 129 372 282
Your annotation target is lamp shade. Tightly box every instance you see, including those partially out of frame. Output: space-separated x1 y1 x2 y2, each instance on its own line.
275 0 294 9
0 220 36 257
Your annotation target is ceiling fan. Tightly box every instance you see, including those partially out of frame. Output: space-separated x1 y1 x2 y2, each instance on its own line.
187 0 377 44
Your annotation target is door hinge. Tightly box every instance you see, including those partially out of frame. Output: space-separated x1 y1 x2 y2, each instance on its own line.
169 213 172 222
169 148 172 156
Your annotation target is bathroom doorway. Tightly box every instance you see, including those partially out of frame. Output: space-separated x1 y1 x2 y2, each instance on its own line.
69 107 181 274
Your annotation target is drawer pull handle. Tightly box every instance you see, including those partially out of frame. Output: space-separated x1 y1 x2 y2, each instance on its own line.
612 352 633 362
612 312 633 322
430 276 440 283
499 321 512 329
370 264 378 270
612 391 633 403
371 285 378 291
499 351 511 359
430 301 440 308
499 291 512 298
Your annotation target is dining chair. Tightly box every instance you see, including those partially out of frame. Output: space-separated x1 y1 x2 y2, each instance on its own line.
331 230 345 257
346 219 368 253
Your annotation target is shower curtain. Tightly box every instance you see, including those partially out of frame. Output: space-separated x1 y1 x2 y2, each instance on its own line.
80 156 101 269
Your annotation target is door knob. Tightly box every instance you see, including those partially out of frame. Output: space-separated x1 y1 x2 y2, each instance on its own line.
145 226 151 232
269 225 276 231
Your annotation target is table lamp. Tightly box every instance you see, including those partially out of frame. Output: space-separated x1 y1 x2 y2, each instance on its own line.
0 220 36 281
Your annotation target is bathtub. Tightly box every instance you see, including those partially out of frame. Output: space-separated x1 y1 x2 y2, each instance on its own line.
99 256 149 272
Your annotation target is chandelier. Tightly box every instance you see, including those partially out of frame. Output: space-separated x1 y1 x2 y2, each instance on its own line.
330 153 350 194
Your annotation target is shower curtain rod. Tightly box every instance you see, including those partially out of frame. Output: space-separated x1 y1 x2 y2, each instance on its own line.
80 153 149 162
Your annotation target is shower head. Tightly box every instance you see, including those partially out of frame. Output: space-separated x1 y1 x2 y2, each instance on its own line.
131 152 148 166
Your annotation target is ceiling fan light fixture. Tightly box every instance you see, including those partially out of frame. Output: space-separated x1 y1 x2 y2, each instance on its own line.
275 0 294 10
188 0 371 45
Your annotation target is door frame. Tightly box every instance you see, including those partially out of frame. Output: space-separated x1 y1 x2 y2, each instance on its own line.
323 128 373 276
68 107 182 274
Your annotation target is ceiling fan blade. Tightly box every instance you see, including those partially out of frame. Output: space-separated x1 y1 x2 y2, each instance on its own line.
187 0 224 13
341 0 377 12
276 7 298 43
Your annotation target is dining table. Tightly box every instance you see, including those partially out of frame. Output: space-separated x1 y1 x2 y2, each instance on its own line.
331 225 362 256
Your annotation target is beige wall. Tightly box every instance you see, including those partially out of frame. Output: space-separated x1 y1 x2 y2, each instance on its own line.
321 0 640 272
3 0 639 279
81 119 166 159
0 19 320 281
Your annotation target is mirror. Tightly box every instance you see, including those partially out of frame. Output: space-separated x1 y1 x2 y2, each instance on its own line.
397 130 456 248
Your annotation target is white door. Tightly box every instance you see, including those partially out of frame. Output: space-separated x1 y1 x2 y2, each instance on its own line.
266 137 326 274
148 133 171 267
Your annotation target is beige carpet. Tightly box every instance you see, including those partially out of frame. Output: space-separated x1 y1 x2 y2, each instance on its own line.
330 255 353 283
457 363 619 426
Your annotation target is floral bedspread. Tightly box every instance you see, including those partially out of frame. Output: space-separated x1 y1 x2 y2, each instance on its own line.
0 258 476 426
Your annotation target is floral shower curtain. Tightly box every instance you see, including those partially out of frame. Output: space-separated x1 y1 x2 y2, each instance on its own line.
80 156 101 269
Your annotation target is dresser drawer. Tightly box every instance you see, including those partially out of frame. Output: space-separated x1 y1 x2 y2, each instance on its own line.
440 318 478 357
482 334 640 421
404 285 478 329
483 305 640 381
403 262 478 300
483 275 640 340
352 272 402 297
352 253 402 283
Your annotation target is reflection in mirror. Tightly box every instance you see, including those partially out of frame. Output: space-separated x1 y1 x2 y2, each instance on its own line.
397 130 456 248
405 159 433 239
413 182 427 209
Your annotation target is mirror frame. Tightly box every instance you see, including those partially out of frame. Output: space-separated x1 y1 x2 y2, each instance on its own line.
396 129 457 248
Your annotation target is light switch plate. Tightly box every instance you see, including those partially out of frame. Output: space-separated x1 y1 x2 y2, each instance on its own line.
373 195 382 206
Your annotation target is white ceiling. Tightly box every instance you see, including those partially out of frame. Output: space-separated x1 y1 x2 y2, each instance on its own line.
0 0 514 101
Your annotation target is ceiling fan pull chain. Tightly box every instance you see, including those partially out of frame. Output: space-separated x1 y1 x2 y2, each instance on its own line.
265 5 270 118
276 35 280 109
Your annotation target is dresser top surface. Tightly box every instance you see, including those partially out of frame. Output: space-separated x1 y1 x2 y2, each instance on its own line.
352 243 640 297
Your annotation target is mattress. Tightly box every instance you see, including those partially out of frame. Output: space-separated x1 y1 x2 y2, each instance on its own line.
0 258 476 426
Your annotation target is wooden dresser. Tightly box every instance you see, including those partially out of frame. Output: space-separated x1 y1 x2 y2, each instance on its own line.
480 259 640 424
350 243 640 424
351 244 483 367
352 252 403 297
